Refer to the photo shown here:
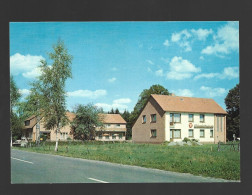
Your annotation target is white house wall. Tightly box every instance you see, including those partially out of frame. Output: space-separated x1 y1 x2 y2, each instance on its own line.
165 112 215 142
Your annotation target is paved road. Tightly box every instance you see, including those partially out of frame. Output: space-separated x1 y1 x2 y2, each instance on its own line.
11 149 230 183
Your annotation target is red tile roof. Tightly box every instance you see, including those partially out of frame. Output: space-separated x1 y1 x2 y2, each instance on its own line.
151 94 227 114
98 114 126 124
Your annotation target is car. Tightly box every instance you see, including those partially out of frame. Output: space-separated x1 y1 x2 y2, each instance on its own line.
12 139 21 146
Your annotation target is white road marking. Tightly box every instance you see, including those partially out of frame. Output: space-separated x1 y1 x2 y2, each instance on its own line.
88 177 109 183
11 157 34 164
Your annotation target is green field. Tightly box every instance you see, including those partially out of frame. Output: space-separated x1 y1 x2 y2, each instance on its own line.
15 141 240 180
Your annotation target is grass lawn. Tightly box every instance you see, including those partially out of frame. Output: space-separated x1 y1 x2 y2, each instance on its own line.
15 141 240 180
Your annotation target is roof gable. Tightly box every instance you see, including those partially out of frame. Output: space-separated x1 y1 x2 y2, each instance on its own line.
151 94 227 114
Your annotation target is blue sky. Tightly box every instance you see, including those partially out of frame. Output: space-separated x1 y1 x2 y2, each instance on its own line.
10 22 239 112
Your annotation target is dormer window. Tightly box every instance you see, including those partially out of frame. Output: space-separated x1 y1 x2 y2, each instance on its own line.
25 120 30 126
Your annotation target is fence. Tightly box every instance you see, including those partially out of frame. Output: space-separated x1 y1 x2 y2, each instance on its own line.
218 141 240 152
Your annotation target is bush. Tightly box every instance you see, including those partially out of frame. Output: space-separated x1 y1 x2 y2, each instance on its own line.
183 137 191 143
67 137 72 141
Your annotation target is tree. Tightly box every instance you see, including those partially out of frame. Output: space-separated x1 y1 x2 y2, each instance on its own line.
31 40 73 151
114 108 120 114
17 86 42 120
225 84 240 140
70 104 103 140
121 110 131 139
128 84 170 138
10 75 22 143
108 108 115 114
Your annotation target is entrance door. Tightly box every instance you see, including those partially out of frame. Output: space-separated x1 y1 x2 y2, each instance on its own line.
170 130 174 142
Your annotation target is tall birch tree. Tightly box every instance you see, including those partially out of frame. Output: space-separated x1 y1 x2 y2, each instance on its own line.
33 40 72 151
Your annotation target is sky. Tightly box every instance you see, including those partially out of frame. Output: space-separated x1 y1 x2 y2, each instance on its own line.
10 22 239 112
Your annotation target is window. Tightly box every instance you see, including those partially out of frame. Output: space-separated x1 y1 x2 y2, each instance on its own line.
170 113 181 123
200 129 205 138
60 132 67 140
98 134 102 139
210 130 214 138
105 135 109 139
151 114 156 123
200 114 205 122
142 115 146 123
119 133 123 139
112 134 116 139
188 114 194 122
151 129 157 138
116 124 120 127
106 124 111 127
25 120 30 126
188 129 194 138
173 129 181 138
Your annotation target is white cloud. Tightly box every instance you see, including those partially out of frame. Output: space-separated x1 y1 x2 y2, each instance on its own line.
95 98 132 112
169 56 200 73
108 77 116 83
171 89 194 97
199 56 205 60
201 22 239 55
22 67 42 78
194 67 239 80
194 73 220 80
200 86 228 97
10 53 44 76
147 67 152 72
166 56 201 80
171 30 191 42
166 71 192 80
163 40 170 47
18 89 31 96
155 69 164 77
113 98 131 104
191 28 213 40
67 89 107 99
222 67 239 79
171 30 192 52
146 60 154 65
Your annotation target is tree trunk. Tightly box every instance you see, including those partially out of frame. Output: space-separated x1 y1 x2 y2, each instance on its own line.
55 125 59 152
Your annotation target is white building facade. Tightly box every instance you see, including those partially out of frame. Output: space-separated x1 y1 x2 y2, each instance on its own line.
165 112 215 142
